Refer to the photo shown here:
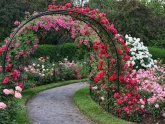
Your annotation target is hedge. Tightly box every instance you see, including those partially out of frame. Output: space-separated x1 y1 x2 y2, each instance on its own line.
32 44 165 64
32 43 86 61
148 47 165 63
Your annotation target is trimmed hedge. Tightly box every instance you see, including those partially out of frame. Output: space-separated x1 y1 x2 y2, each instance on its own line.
148 47 165 63
32 43 86 61
32 44 165 64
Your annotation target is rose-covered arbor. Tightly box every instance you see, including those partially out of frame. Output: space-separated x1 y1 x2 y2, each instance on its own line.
0 3 142 122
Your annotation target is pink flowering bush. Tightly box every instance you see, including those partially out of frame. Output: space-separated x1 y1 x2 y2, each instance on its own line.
132 66 165 118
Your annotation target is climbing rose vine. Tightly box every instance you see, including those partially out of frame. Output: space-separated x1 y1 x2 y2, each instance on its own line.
0 3 145 122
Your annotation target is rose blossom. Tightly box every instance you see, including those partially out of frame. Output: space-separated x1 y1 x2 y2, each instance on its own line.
141 105 145 109
155 104 159 108
0 102 7 109
15 86 22 92
3 89 14 95
14 91 22 99
2 77 9 85
100 96 104 101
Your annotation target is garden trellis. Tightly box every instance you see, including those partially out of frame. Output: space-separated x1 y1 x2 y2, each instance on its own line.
0 3 141 121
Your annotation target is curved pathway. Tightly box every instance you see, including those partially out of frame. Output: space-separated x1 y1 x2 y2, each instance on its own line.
27 82 93 124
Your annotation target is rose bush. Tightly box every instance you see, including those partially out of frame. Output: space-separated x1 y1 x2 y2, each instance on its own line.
134 67 165 118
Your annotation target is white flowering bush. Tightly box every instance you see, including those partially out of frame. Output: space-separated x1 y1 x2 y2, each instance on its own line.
125 34 157 70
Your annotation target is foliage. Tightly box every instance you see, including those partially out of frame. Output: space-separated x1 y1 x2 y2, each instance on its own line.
125 34 156 70
32 43 86 61
0 0 50 41
89 0 165 48
148 47 165 64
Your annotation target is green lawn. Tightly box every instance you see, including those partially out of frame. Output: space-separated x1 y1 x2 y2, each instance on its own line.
74 87 134 124
15 79 85 124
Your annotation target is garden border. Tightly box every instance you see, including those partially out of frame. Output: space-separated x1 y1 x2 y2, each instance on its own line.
74 87 134 124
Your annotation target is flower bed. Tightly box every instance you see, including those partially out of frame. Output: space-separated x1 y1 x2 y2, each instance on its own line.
24 57 86 87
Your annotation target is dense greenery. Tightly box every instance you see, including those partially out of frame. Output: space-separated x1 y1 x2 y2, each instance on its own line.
148 47 165 63
32 43 86 61
33 43 165 65
0 0 71 41
89 0 165 48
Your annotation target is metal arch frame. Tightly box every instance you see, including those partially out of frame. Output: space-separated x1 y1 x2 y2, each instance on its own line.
2 9 121 91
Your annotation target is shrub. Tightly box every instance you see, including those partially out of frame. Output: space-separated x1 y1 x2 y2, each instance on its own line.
0 0 71 41
89 0 165 48
125 34 156 70
32 43 86 61
134 67 165 119
148 47 165 64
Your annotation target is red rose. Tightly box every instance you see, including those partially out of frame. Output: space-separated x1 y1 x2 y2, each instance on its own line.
123 55 130 61
17 82 24 89
65 3 71 8
108 74 117 81
125 47 130 53
0 47 3 56
117 49 123 55
126 84 131 89
5 64 12 72
2 77 9 85
48 5 53 10
116 98 123 105
111 85 116 89
129 80 136 85
98 60 103 70
94 70 105 83
114 92 120 99
53 5 58 10
111 58 115 64
0 67 2 73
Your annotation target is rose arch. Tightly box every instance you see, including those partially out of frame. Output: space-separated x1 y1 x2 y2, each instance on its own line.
0 3 142 121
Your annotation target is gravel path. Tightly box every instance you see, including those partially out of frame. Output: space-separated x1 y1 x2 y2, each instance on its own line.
27 82 94 124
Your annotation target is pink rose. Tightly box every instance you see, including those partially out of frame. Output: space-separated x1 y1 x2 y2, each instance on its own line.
141 105 145 109
3 89 11 95
15 43 21 48
155 104 159 108
0 102 7 109
15 86 22 92
14 20 20 26
3 89 14 95
14 91 22 99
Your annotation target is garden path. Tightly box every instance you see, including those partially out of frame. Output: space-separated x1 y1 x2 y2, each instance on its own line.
27 82 94 124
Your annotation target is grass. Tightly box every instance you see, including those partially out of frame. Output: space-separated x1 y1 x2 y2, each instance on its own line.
74 87 134 124
15 79 86 124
